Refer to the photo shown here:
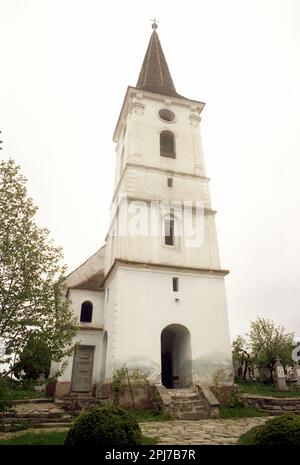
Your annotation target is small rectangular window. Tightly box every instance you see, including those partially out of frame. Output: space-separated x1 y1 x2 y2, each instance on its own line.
167 177 173 187
173 277 179 292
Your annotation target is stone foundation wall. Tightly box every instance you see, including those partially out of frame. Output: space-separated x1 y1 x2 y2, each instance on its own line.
210 385 234 406
55 397 103 415
242 394 300 415
98 380 154 410
52 379 154 413
52 381 71 398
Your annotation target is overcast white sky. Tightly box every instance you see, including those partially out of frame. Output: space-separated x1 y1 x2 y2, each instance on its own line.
0 0 300 340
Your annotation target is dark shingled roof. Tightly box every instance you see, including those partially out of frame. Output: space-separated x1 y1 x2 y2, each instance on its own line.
72 270 105 291
136 28 183 98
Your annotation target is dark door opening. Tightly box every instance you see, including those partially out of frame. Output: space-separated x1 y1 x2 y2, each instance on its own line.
161 324 192 389
161 350 173 388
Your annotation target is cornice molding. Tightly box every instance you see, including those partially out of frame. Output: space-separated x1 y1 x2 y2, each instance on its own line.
104 258 229 285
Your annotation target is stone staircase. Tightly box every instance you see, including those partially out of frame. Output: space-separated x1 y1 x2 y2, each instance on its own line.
166 387 208 420
0 399 72 432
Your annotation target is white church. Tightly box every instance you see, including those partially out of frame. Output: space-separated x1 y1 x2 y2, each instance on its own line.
52 24 233 398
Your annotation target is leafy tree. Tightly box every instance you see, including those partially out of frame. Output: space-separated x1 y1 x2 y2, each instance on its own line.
0 376 13 414
13 336 52 382
0 159 76 376
232 318 294 382
249 317 294 380
232 335 253 380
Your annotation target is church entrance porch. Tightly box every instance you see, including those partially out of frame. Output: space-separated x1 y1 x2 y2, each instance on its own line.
161 324 192 389
71 345 94 393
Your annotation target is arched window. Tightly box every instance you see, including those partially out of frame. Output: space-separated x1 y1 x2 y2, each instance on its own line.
160 131 176 158
80 301 93 323
164 214 175 246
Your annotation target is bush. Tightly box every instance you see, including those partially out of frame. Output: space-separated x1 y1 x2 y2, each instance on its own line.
0 376 13 414
64 406 142 446
13 337 51 382
252 415 300 446
9 419 35 432
227 384 244 408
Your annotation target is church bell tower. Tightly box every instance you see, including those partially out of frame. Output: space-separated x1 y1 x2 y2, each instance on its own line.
102 22 233 388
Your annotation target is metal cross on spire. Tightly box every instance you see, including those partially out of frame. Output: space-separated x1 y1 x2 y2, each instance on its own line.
150 18 159 29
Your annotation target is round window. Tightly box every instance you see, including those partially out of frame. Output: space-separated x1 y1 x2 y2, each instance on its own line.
158 109 176 122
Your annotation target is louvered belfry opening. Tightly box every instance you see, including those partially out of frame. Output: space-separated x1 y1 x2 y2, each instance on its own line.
160 130 176 158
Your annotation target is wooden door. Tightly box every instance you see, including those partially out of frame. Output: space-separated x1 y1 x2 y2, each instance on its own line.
71 345 94 392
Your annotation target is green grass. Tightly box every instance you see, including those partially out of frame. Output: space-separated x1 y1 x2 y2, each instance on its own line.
238 426 261 445
141 436 160 445
125 409 173 422
0 430 159 445
0 409 164 445
236 380 300 398
219 406 269 419
0 390 48 401
0 431 67 445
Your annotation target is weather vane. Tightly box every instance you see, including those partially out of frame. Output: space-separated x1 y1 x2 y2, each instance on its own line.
150 18 159 29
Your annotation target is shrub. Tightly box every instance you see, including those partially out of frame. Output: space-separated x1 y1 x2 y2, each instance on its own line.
0 376 13 414
227 384 244 408
112 366 127 406
64 406 142 446
252 415 300 446
13 337 51 382
9 419 35 432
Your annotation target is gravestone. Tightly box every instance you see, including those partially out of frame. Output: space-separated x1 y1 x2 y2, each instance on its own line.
273 357 288 391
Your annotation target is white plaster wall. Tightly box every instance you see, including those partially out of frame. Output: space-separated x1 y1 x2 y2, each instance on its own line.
124 96 206 177
105 90 222 273
101 271 118 380
113 167 211 207
57 330 104 384
108 265 233 385
115 202 220 269
55 288 105 384
68 288 104 326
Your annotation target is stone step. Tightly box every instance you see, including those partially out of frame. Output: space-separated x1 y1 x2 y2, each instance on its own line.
168 389 197 397
168 387 196 392
33 422 70 429
11 398 53 405
175 412 207 420
169 405 206 413
2 415 72 424
63 393 93 399
170 394 199 401
164 386 209 420
171 399 203 407
3 411 65 419
262 409 300 416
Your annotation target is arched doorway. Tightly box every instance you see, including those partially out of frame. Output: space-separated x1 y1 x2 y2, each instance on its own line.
161 324 192 389
100 332 108 382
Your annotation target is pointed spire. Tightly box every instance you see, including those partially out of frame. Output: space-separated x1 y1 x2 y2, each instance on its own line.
136 23 182 98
